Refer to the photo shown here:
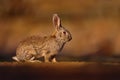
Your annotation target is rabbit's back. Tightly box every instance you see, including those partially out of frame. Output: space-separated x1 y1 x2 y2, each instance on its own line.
21 36 47 45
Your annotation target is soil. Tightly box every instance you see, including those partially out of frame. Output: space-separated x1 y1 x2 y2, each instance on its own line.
0 62 120 80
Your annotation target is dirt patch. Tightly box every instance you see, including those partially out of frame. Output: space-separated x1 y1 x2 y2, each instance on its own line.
0 62 120 80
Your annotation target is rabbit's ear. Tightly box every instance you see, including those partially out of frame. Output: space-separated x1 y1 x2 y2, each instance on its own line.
53 14 62 30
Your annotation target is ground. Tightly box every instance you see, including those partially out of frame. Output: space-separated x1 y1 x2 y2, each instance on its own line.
0 62 120 80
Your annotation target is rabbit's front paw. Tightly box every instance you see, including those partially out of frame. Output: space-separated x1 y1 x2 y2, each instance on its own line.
52 58 57 62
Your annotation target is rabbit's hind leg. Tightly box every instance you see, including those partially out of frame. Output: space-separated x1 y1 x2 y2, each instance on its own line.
26 57 41 63
30 60 41 63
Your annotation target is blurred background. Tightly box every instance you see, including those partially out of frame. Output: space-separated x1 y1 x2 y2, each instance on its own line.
0 0 120 61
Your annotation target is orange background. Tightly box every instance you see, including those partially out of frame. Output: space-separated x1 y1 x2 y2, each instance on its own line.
0 0 120 60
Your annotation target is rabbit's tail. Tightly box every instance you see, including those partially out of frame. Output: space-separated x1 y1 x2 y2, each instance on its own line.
12 56 20 62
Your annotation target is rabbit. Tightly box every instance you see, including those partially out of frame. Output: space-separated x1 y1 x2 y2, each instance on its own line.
12 14 72 62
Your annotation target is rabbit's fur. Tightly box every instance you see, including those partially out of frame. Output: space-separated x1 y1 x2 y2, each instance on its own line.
12 14 72 62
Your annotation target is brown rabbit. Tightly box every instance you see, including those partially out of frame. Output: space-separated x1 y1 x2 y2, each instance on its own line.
12 14 72 62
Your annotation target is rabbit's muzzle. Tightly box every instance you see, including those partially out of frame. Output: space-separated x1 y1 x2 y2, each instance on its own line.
68 35 72 42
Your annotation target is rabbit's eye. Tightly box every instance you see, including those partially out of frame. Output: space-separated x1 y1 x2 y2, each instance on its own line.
63 32 66 35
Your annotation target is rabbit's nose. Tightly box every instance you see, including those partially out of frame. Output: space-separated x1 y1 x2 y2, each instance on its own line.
68 35 72 41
